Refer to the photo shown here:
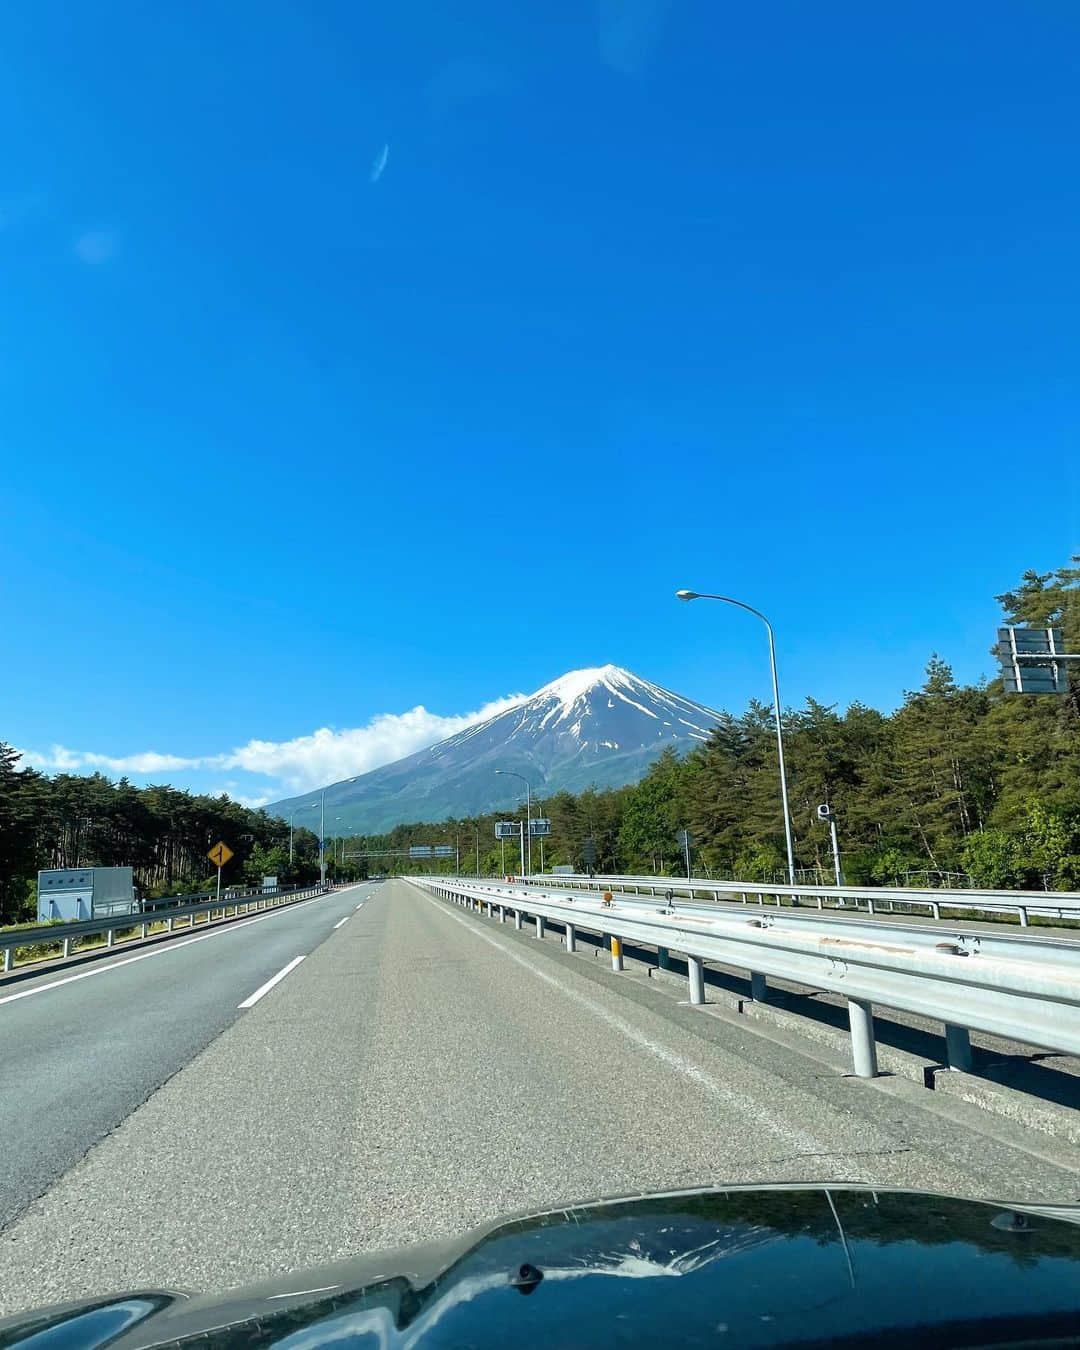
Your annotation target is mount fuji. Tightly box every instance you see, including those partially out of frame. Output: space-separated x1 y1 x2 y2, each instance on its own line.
265 666 721 833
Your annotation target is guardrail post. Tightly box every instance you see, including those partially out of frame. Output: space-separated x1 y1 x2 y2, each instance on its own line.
687 955 705 1004
514 910 523 931
536 915 545 938
63 937 72 958
749 971 768 1002
566 922 576 953
167 917 174 933
611 936 624 971
657 946 670 970
1018 906 1029 927
848 999 878 1078
945 1024 974 1072
106 929 115 949
931 901 941 920
2 948 12 973
866 896 875 915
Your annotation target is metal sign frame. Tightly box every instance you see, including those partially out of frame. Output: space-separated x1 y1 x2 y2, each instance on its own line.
995 626 1078 694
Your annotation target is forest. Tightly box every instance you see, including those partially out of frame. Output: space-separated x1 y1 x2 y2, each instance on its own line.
1 558 1076 923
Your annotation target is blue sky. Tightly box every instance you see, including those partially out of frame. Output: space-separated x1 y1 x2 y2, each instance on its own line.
3 0 1078 806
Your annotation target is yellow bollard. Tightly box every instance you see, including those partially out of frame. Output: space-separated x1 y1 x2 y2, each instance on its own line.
611 935 624 972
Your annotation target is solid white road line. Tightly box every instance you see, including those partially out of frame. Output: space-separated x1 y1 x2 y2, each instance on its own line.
333 916 350 930
238 955 306 1009
0 887 358 1010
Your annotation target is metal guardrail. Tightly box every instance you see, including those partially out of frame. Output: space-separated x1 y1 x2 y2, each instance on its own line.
0 883 329 973
514 873 1080 927
413 876 1080 1080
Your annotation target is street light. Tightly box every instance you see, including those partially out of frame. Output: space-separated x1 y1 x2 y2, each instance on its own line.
319 779 359 887
289 802 318 864
495 769 534 874
676 589 796 884
333 817 346 866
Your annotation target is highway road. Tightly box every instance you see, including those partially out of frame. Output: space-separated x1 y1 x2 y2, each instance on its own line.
0 881 376 1231
2 877 1079 1317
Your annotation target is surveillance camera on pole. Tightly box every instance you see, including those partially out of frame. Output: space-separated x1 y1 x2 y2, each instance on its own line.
816 804 844 887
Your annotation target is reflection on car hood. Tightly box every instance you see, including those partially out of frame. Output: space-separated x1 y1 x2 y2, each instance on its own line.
3 1185 1080 1348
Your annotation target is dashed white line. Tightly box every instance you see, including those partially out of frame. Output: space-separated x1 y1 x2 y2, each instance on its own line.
238 955 306 1009
333 916 350 930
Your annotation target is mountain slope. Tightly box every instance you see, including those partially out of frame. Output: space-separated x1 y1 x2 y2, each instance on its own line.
266 665 720 833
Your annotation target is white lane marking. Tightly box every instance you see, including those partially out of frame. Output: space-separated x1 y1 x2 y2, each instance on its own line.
0 889 349 1010
421 892 824 1153
238 955 305 1009
333 916 350 930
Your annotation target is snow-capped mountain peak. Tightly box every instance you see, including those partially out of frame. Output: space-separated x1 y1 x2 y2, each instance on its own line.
267 666 721 833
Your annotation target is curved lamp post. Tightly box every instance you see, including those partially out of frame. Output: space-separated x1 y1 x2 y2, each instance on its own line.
676 589 796 885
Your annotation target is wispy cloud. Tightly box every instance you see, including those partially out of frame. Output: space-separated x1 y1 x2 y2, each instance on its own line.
369 143 389 185
16 691 527 800
74 229 118 264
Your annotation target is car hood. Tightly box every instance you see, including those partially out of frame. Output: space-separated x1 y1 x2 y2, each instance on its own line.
3 1184 1080 1348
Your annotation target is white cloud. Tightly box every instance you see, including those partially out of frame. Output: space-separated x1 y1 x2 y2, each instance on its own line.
221 693 525 791
21 746 205 775
16 691 527 800
74 229 118 264
208 788 272 808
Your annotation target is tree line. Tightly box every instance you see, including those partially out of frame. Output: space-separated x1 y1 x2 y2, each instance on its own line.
0 766 351 924
1 558 1076 922
348 558 1080 891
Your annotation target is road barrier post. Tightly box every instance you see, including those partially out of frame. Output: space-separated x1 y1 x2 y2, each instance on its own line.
848 998 878 1078
536 915 545 939
945 1023 974 1072
749 971 768 1002
514 910 523 931
687 955 705 1004
611 936 624 971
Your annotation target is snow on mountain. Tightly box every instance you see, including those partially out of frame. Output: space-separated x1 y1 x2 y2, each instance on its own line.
266 666 720 834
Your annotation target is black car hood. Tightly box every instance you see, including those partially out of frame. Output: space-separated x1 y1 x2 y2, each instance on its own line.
3 1185 1080 1349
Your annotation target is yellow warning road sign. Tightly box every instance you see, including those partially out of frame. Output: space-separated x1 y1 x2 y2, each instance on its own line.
208 841 233 868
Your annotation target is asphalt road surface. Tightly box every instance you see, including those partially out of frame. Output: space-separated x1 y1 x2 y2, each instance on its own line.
0 882 375 1230
2 878 1079 1317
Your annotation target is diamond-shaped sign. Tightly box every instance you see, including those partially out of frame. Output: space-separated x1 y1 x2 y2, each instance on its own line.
207 841 233 868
